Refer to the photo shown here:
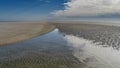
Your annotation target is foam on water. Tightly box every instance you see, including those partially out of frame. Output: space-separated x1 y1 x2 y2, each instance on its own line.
64 35 120 68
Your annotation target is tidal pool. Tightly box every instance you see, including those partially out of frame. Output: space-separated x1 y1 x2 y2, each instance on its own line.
0 23 120 68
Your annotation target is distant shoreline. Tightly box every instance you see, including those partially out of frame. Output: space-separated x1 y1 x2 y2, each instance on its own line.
1 20 120 26
50 20 120 27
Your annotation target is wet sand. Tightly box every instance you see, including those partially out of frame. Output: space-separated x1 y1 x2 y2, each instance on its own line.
0 22 55 45
1 22 120 68
0 28 86 68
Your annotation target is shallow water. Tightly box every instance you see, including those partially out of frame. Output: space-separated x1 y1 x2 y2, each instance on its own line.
0 23 120 68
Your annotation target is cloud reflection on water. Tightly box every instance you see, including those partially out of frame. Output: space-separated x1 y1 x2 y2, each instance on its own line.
64 35 120 68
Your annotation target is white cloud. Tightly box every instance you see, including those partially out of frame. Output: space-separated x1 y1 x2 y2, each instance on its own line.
52 0 120 17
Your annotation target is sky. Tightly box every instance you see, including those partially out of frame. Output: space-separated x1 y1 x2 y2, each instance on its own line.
0 0 120 21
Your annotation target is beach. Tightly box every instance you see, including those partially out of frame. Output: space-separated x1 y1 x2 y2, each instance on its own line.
0 22 55 45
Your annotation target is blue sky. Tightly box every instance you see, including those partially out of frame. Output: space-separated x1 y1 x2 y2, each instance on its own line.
0 0 120 21
0 0 66 21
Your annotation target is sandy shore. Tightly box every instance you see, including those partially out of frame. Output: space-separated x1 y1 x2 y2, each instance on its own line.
0 22 55 45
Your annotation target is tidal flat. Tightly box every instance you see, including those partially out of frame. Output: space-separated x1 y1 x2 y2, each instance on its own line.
0 22 120 68
0 23 55 45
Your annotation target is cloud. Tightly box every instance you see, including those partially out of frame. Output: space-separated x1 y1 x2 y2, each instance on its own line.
51 0 120 17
